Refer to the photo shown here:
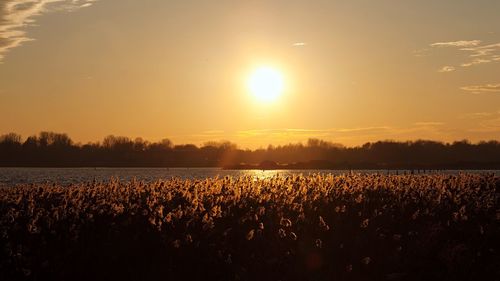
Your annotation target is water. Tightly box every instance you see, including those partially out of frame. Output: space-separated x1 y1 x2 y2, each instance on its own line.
0 167 498 186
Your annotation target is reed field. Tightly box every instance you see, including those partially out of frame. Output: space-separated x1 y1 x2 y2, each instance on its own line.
1 174 499 281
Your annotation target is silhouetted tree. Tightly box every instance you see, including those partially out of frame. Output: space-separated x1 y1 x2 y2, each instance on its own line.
1 132 500 168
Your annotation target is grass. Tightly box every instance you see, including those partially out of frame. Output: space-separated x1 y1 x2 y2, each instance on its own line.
1 174 499 280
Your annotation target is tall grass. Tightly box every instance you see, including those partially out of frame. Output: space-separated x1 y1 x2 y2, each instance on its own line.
1 174 499 280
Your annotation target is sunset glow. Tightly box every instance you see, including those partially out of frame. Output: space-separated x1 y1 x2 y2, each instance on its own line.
0 0 499 148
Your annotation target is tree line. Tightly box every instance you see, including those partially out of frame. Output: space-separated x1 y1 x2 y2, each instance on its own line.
1 132 500 169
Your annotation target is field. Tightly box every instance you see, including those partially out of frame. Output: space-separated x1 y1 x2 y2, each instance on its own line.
1 174 499 281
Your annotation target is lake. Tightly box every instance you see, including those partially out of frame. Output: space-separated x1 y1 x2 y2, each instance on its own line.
1 167 499 186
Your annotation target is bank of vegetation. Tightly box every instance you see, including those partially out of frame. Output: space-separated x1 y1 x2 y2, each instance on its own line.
1 174 499 280
2 132 500 169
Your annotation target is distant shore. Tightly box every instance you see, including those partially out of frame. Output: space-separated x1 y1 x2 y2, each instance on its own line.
222 160 500 171
2 162 500 170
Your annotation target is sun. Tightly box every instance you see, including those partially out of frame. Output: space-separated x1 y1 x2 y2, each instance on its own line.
247 66 284 102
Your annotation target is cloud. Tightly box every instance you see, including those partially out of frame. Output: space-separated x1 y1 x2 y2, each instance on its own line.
236 127 392 137
461 83 500 94
292 42 306 47
430 40 482 47
478 117 500 132
232 125 466 147
429 39 500 71
176 120 499 148
413 48 430 57
414 122 445 127
454 110 500 135
461 58 492 67
460 42 500 57
237 128 328 138
186 130 227 139
0 0 97 62
438 66 455 73
80 3 93 8
459 110 500 133
334 126 391 133
460 112 497 119
202 130 225 135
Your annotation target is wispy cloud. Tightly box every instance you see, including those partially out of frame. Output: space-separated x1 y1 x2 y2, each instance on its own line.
413 48 430 57
459 110 500 133
0 0 97 62
430 40 482 47
461 83 500 94
460 43 500 57
174 120 499 148
477 117 500 132
202 130 225 135
233 124 463 147
334 126 391 133
438 66 455 73
461 58 492 67
237 128 328 138
236 127 392 137
186 130 227 139
460 111 498 119
429 39 500 71
292 42 306 47
414 122 444 127
459 43 500 67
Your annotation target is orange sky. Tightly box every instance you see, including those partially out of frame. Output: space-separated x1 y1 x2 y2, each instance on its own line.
1 0 499 148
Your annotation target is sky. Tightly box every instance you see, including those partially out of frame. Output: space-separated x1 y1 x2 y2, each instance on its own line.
1 0 499 148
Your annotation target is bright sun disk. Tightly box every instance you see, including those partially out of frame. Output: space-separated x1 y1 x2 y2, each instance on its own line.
248 67 284 102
